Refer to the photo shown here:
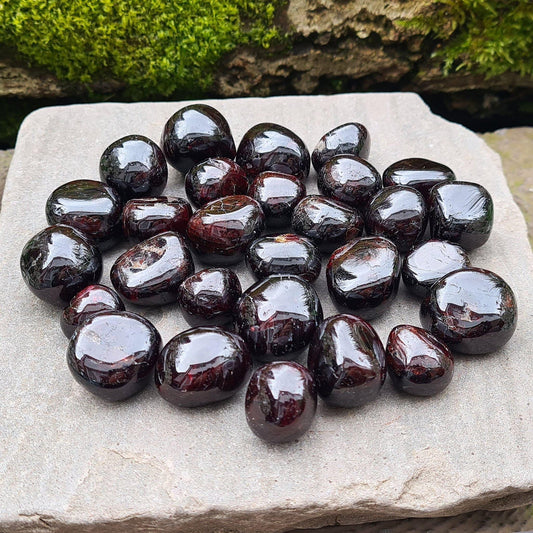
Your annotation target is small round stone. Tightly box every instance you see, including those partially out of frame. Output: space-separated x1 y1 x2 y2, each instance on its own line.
245 361 317 444
177 268 242 327
67 311 161 402
246 234 321 283
155 327 252 408
308 314 386 408
20 225 102 308
386 325 454 396
60 284 125 338
420 268 518 354
99 135 168 200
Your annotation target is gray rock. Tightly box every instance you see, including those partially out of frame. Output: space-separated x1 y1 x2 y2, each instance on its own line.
0 94 531 532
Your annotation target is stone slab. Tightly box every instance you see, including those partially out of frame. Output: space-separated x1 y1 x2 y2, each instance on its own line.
0 94 532 532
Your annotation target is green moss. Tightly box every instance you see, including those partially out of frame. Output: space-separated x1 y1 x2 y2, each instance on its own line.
0 0 284 99
401 0 533 78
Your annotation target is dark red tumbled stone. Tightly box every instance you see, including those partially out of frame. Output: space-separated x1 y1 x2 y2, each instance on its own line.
99 135 168 200
317 155 382 209
420 268 517 355
327 236 401 320
177 268 242 327
386 324 454 396
383 158 455 203
185 158 248 208
161 104 236 174
291 195 364 254
365 185 427 253
186 195 265 265
245 361 317 443
67 311 161 401
236 274 323 362
60 284 125 338
308 314 386 408
122 196 192 241
312 122 370 172
111 232 194 306
248 172 306 228
155 327 252 408
20 225 102 308
236 123 310 181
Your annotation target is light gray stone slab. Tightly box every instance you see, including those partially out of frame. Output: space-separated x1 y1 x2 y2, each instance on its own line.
0 94 532 532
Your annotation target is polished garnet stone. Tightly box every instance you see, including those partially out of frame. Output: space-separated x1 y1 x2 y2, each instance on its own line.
429 181 494 251
291 195 364 253
60 284 125 338
177 268 242 327
45 179 122 250
236 274 323 361
386 324 454 396
402 240 471 298
161 104 236 174
312 122 370 172
327 236 401 320
155 327 252 408
420 268 517 354
111 232 194 306
184 158 248 208
67 311 161 402
245 234 321 283
365 185 427 253
317 155 382 209
236 123 310 181
248 171 306 228
99 135 168 200
383 158 455 202
245 361 317 443
122 196 192 241
186 195 265 265
308 314 386 408
20 225 102 307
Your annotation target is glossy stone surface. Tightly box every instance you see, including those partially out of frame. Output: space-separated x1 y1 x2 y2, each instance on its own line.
122 196 192 241
318 155 382 209
365 185 427 253
236 274 323 362
402 240 471 298
161 104 236 174
186 195 265 265
20 225 102 308
383 158 456 202
45 179 122 250
185 158 248 208
386 325 454 397
177 268 242 327
245 234 321 283
429 181 494 251
236 123 310 181
99 135 168 200
327 236 401 320
248 172 306 228
111 232 194 306
67 311 161 402
60 284 125 338
420 268 518 355
245 361 317 444
291 195 364 253
312 122 370 172
308 314 386 408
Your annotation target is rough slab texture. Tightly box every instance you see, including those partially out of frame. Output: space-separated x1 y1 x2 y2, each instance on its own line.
0 94 532 533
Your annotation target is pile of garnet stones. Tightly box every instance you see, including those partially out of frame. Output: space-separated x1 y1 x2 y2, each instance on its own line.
19 103 518 444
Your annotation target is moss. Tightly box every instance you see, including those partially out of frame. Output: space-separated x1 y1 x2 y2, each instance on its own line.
401 0 533 78
0 0 285 99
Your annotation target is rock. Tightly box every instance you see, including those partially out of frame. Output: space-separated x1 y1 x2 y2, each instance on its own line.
0 94 532 531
